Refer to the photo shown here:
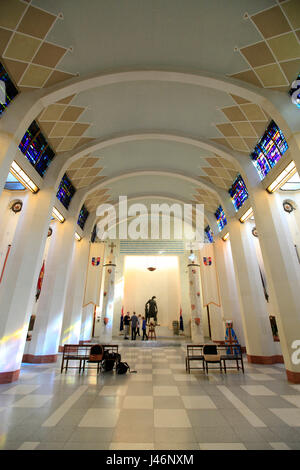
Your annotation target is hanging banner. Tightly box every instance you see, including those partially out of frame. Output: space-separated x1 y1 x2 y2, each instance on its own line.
35 260 45 301
199 244 220 307
84 243 105 305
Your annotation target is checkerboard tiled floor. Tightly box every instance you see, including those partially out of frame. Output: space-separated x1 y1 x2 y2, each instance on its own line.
0 342 300 450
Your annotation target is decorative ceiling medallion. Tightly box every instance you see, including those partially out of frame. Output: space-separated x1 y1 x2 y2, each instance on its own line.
252 227 258 237
11 200 23 213
283 201 294 213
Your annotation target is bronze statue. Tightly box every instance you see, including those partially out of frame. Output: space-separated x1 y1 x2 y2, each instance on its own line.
145 296 158 324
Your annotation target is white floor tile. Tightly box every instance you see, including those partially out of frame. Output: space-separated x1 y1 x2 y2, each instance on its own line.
152 369 172 375
270 408 300 427
18 442 40 450
154 409 191 428
246 373 274 381
12 394 53 408
79 408 120 427
3 384 40 395
199 443 246 450
270 442 291 450
281 395 300 408
99 386 128 396
109 442 154 450
130 374 153 382
153 386 179 396
173 374 197 382
123 396 153 409
241 385 276 396
182 395 216 409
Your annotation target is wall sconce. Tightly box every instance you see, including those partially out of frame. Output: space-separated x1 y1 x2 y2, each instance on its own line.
267 161 296 193
10 161 39 193
52 206 65 223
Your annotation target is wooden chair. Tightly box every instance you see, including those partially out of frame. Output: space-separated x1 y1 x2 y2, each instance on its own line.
86 344 104 373
203 344 223 373
148 323 156 340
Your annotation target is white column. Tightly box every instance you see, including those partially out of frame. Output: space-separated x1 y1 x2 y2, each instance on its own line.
99 247 116 343
228 217 276 363
27 217 76 362
0 188 54 383
251 187 300 382
188 256 204 343
60 237 90 347
213 238 245 347
80 242 105 341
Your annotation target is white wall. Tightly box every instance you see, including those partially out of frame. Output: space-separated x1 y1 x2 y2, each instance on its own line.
122 255 181 330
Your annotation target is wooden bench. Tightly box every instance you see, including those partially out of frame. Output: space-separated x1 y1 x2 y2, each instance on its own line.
60 344 119 374
186 343 244 374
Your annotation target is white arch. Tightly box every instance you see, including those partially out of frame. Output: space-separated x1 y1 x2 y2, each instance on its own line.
70 169 228 222
0 69 288 140
89 194 211 237
45 131 248 188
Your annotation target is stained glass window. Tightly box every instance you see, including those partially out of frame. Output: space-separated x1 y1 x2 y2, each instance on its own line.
250 121 288 180
0 62 18 116
204 225 214 243
56 173 76 209
215 205 227 231
77 205 89 230
19 121 55 177
229 175 249 212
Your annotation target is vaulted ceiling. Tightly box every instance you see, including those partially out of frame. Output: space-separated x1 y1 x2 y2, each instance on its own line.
1 0 299 224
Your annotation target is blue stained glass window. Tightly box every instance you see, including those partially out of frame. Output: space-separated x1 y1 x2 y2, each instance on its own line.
77 205 89 230
251 121 288 180
229 175 249 212
19 121 55 177
204 225 214 243
0 62 18 116
56 173 76 209
215 205 227 232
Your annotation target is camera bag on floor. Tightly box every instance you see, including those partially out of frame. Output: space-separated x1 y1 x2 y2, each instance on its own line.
102 350 121 372
116 361 130 374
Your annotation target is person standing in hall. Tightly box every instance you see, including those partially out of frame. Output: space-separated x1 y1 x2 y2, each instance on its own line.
131 312 138 340
124 312 131 340
136 314 142 337
142 316 148 341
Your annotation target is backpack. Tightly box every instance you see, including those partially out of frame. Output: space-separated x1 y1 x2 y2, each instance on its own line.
102 350 121 372
88 344 104 362
116 361 130 375
103 359 115 371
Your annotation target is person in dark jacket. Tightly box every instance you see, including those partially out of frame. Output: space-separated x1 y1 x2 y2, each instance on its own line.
131 312 138 340
142 316 148 341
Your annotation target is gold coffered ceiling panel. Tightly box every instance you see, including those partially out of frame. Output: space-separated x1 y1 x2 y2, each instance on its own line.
229 1 300 91
0 0 75 90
